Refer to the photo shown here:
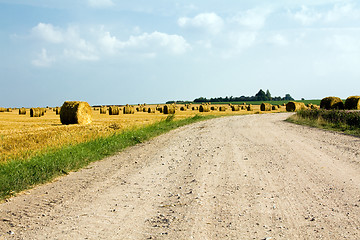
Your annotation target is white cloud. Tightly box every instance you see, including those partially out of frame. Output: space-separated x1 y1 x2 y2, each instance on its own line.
230 8 272 29
32 23 63 43
178 13 224 35
88 0 114 8
63 49 99 61
292 6 322 25
99 31 191 55
223 31 257 57
325 4 360 22
31 48 55 67
269 34 289 46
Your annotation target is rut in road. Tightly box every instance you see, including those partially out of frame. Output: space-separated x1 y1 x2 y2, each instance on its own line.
1 113 360 239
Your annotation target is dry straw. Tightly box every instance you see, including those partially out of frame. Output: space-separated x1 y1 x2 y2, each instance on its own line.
30 108 41 117
109 106 120 115
180 106 187 111
19 108 26 115
210 106 218 111
286 101 306 112
60 101 92 125
123 104 135 114
247 104 253 111
219 106 227 111
148 107 155 113
261 103 272 111
272 105 278 110
199 104 210 112
231 105 240 111
0 107 5 112
100 106 107 114
163 104 176 114
56 107 61 115
345 96 360 110
6 108 12 112
320 97 344 110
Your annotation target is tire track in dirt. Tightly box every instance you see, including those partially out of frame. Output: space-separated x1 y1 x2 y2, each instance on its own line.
1 113 360 239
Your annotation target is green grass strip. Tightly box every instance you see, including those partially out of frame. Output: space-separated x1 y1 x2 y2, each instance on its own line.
0 114 216 200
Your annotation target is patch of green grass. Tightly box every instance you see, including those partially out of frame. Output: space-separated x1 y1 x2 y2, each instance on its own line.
286 109 360 137
0 114 216 200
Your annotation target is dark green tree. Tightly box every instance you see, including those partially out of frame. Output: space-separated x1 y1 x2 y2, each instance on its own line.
255 89 267 101
265 89 272 100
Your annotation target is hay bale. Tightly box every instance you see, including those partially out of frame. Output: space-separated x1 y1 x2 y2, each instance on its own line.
345 96 360 110
231 105 240 111
0 107 5 112
109 106 120 115
261 103 272 111
180 106 187 111
6 108 12 112
272 105 278 110
247 104 253 111
286 101 306 112
219 106 227 111
241 106 245 110
320 97 344 110
199 104 210 112
40 108 46 116
19 108 26 115
148 107 155 113
164 104 176 114
56 107 61 115
60 101 92 125
143 107 148 112
123 105 135 114
210 106 218 111
30 108 41 117
100 106 107 114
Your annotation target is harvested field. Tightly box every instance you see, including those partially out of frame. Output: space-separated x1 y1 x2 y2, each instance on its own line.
1 113 359 239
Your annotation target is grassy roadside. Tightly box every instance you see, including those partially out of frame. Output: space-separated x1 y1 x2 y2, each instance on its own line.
0 114 217 200
286 109 360 137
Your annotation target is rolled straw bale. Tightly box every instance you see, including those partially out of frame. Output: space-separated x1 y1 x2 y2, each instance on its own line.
148 107 155 113
40 108 46 116
100 106 107 114
19 108 26 115
320 97 344 110
56 107 61 115
210 106 218 111
345 96 360 110
272 105 278 110
286 101 306 112
247 104 253 111
109 106 120 115
164 104 176 114
199 104 210 112
30 108 41 117
219 106 227 111
180 106 187 111
143 107 148 112
241 106 245 110
6 108 12 112
261 103 272 111
60 101 92 125
0 107 5 112
123 105 135 114
231 105 240 111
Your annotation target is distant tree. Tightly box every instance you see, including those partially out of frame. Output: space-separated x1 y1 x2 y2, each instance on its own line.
283 94 294 101
265 89 272 101
255 89 267 101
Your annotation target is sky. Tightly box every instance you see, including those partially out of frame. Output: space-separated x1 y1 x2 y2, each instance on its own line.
0 0 359 107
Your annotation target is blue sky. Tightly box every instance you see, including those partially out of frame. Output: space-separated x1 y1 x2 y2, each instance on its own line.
1 0 359 107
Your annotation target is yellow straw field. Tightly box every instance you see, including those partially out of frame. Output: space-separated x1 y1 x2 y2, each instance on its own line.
0 104 286 162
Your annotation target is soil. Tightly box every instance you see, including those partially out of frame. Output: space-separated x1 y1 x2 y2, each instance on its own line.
1 113 360 239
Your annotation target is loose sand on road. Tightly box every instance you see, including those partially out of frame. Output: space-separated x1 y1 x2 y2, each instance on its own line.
1 113 359 239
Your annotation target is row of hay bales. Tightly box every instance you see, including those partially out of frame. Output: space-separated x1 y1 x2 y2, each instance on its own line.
320 96 360 110
0 107 13 112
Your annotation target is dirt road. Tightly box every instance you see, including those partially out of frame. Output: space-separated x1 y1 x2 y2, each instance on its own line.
1 113 360 239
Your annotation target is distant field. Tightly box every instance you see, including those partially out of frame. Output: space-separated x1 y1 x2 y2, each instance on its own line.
208 100 321 106
0 103 288 163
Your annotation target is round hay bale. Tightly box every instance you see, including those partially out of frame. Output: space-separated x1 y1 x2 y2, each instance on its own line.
199 104 210 112
123 105 135 114
345 96 360 110
100 106 107 114
0 107 5 112
180 106 187 111
163 104 176 114
320 97 344 110
286 101 306 112
210 106 218 111
109 106 120 115
272 105 278 110
56 107 61 115
6 108 12 112
40 108 46 116
30 108 41 117
241 106 245 110
219 106 227 111
231 105 240 111
19 108 26 115
143 107 148 112
260 103 272 111
148 107 155 113
60 101 92 125
247 104 253 111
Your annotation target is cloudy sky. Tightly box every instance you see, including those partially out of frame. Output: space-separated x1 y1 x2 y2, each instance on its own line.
1 0 359 107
